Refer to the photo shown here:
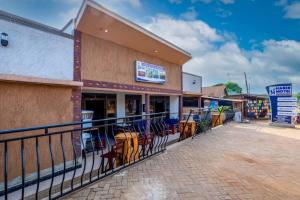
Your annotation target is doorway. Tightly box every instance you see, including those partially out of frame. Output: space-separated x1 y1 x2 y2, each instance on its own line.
85 100 106 120
150 96 170 113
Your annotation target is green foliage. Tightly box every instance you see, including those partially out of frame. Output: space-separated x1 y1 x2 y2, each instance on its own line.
225 82 242 94
213 82 242 94
198 120 210 133
219 106 232 111
294 92 300 102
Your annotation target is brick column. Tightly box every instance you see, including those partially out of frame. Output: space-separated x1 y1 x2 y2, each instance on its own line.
198 96 202 108
145 94 150 134
179 95 183 120
72 30 82 156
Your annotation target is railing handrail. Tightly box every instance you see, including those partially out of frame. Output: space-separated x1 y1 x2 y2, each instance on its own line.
0 112 175 199
0 112 175 135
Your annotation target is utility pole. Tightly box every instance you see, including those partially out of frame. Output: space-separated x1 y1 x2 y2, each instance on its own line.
244 72 249 94
248 82 251 94
226 72 250 94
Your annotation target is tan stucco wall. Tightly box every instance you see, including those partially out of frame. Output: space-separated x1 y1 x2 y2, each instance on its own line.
81 33 182 91
0 82 73 130
0 82 74 183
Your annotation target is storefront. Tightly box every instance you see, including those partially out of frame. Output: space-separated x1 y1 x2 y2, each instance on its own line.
75 0 192 121
226 94 270 119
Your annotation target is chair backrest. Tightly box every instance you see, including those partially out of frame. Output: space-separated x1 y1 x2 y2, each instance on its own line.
141 133 154 144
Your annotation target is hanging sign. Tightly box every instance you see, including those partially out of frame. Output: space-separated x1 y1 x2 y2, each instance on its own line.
266 83 294 125
135 61 166 84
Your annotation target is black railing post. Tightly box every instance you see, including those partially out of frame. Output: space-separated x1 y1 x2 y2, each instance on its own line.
48 134 54 199
4 141 8 200
21 139 25 200
35 137 40 200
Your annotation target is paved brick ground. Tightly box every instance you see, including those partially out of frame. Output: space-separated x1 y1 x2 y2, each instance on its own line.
63 121 300 200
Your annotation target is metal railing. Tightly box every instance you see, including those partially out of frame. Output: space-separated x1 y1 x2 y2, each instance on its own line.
0 110 235 200
0 112 179 200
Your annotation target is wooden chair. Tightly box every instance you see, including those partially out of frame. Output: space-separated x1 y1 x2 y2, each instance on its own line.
138 133 154 157
161 121 173 136
100 141 124 173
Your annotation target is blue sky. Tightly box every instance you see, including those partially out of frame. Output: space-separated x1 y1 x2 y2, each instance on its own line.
1 0 300 94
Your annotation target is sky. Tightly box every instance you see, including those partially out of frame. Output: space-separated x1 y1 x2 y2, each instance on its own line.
1 0 300 94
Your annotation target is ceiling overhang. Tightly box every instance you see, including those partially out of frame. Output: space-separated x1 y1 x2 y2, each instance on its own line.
75 0 192 65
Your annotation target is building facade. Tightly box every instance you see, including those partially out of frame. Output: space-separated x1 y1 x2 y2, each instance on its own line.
0 1 192 187
182 72 202 114
75 1 191 121
0 10 83 187
0 10 82 130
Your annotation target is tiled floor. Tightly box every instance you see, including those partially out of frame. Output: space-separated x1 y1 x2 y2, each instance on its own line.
63 121 300 200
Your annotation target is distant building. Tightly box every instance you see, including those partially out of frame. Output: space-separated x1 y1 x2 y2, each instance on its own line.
182 72 202 114
202 85 228 98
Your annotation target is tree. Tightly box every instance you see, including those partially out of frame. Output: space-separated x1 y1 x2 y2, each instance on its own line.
294 92 300 102
225 82 242 94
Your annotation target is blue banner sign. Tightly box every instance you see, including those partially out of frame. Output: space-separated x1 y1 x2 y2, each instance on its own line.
266 83 295 124
268 85 292 96
135 61 166 84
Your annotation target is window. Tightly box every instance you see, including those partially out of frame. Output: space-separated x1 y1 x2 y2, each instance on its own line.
125 95 142 116
183 97 198 107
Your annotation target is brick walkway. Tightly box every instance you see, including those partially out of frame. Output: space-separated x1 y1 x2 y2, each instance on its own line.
63 121 300 200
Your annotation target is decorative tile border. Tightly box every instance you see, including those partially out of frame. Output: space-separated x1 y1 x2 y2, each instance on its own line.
73 30 81 82
72 30 82 122
83 79 182 95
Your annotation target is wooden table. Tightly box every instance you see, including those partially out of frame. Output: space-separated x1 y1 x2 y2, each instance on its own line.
179 120 196 138
115 132 139 165
212 113 223 127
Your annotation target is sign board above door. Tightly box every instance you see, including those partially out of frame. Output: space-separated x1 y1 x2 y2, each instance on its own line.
135 61 166 84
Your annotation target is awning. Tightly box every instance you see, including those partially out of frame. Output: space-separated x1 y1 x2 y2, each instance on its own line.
75 0 192 66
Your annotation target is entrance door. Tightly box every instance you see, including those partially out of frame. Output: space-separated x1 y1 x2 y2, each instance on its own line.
150 96 170 114
85 100 106 120
155 101 165 113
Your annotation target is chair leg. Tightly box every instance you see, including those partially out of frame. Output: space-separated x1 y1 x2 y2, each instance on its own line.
101 157 105 174
108 158 113 171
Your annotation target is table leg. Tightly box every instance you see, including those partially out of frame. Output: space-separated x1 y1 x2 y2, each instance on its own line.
124 138 131 164
132 136 138 161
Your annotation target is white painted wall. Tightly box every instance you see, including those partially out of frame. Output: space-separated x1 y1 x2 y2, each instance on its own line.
170 96 179 119
0 19 73 80
182 73 202 93
142 94 146 115
117 93 126 118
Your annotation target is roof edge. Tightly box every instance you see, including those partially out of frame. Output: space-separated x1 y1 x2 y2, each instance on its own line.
0 9 73 39
182 72 202 78
75 0 192 59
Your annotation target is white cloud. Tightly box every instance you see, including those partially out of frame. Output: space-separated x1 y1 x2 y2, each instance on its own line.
101 0 142 8
143 15 223 53
56 0 142 28
284 2 300 19
219 0 234 4
143 15 300 93
215 7 232 18
274 0 288 6
180 7 198 20
192 0 235 4
128 0 142 8
275 0 300 19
